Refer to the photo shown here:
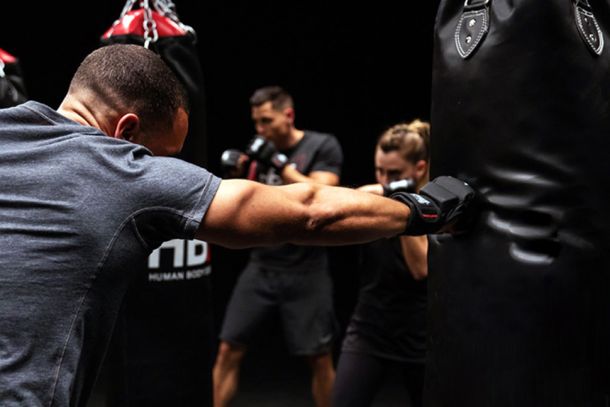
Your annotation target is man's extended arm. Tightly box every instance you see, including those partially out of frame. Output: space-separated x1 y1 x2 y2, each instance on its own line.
196 179 409 249
197 175 475 248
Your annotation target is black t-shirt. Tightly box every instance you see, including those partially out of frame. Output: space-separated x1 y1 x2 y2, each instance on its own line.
249 130 343 271
342 237 427 363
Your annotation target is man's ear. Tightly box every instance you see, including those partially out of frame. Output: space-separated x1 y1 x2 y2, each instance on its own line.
283 107 295 124
113 113 141 141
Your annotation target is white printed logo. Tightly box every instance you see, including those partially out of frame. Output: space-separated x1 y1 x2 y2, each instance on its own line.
147 239 211 282
148 239 209 269
414 195 431 205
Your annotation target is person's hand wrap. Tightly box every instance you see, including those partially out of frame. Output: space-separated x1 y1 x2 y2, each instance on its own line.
390 176 476 235
245 135 288 172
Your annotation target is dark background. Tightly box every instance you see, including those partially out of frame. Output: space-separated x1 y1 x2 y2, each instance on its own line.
1 1 438 404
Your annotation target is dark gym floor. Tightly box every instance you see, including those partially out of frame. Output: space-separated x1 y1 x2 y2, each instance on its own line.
231 340 412 407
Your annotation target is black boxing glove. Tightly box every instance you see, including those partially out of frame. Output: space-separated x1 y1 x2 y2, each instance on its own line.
382 178 416 196
220 149 248 178
390 176 476 235
245 135 289 171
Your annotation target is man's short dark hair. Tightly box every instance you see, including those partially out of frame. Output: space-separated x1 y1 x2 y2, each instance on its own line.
249 86 293 111
69 44 189 132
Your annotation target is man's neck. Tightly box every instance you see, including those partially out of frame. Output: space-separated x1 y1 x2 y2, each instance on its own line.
57 94 115 136
281 128 304 150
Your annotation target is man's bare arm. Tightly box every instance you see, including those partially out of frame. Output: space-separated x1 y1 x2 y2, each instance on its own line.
196 179 409 249
400 236 428 280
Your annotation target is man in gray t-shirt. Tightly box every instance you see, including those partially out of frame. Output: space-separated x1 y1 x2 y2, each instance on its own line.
0 100 220 406
0 44 469 406
0 45 221 407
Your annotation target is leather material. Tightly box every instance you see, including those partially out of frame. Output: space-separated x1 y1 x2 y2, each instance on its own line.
100 9 211 404
391 176 476 236
245 135 289 171
455 7 490 58
429 1 610 405
574 1 604 55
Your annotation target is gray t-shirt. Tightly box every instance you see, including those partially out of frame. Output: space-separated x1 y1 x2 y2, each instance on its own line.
0 101 221 406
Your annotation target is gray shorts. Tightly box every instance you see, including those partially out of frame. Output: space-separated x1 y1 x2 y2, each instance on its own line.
219 262 337 355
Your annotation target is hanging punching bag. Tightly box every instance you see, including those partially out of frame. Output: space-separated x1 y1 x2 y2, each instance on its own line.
101 0 207 167
97 2 215 406
0 48 27 108
428 1 610 406
109 239 214 407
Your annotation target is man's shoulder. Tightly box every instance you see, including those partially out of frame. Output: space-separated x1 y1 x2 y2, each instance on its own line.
301 130 340 150
303 130 335 141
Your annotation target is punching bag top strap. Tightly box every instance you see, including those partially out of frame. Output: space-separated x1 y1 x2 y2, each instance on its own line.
455 0 491 59
464 0 490 11
573 0 604 56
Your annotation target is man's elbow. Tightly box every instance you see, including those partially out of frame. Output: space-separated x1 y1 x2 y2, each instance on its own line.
297 184 342 238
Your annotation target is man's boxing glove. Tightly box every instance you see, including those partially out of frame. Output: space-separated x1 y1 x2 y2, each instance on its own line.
220 149 248 178
245 135 289 172
382 178 416 197
390 176 476 235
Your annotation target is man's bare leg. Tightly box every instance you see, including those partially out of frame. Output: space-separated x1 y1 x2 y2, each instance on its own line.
307 352 336 407
213 341 247 407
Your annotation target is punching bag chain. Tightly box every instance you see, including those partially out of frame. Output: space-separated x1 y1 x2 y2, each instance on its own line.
141 0 159 49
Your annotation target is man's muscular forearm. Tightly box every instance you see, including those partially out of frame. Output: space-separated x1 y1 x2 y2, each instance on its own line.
198 180 409 249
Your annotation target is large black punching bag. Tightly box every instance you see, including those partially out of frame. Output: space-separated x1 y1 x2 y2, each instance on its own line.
427 1 610 406
97 2 214 406
109 239 214 407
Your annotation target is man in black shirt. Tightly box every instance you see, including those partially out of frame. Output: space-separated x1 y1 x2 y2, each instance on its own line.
213 86 342 407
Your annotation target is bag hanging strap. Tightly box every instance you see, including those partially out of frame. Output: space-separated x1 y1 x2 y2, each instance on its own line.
454 0 491 59
573 0 604 55
454 0 604 59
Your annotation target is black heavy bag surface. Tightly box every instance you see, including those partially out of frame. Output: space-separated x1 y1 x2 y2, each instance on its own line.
97 3 214 406
108 239 214 407
0 48 27 108
428 1 610 406
101 1 207 167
